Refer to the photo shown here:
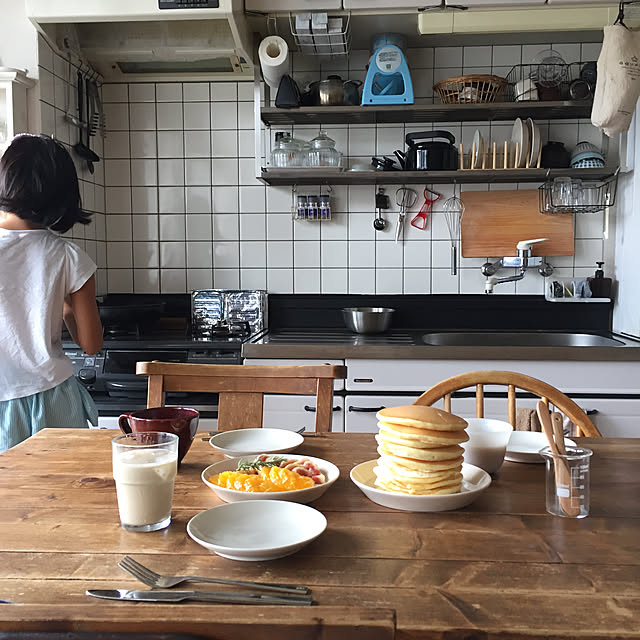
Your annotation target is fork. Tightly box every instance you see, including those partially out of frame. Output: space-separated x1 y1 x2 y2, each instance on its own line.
118 556 310 595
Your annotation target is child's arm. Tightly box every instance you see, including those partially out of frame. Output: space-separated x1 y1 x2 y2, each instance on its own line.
63 275 103 355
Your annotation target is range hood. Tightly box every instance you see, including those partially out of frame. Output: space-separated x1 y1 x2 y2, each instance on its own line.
26 0 253 82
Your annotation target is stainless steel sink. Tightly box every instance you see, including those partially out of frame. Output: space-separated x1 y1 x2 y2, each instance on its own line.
421 332 625 347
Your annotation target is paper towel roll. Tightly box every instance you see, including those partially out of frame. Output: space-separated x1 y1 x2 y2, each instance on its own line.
258 36 290 90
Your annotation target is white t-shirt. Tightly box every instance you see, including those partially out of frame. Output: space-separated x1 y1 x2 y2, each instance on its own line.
0 229 96 401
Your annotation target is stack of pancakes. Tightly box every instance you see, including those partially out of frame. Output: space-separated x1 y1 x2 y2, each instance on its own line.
374 405 468 495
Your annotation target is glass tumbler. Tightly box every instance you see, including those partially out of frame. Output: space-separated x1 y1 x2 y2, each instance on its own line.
540 446 593 518
112 431 179 532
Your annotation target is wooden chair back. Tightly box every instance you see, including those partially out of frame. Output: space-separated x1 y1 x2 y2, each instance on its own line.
413 370 601 437
136 362 347 432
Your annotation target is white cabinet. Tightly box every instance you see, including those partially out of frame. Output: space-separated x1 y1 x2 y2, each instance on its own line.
263 394 344 432
346 358 640 395
345 358 640 437
0 68 34 155
343 1 430 8
345 394 420 433
244 358 345 390
244 357 346 432
245 0 342 10
447 0 545 5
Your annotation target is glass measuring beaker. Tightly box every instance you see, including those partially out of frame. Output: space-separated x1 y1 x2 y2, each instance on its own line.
540 446 593 518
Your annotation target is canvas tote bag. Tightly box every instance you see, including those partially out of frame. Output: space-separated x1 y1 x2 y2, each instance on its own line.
592 24 640 137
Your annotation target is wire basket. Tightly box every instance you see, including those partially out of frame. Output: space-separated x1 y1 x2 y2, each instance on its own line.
434 74 507 104
505 61 596 102
289 13 351 57
539 171 619 215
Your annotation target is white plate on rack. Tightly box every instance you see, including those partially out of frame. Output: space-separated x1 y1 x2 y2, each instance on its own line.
187 500 327 561
472 129 485 169
527 118 541 168
511 118 530 169
505 431 576 464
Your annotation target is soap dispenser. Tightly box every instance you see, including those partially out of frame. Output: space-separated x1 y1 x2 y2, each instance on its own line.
589 262 612 299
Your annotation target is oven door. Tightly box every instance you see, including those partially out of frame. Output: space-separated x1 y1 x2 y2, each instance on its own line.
91 349 222 425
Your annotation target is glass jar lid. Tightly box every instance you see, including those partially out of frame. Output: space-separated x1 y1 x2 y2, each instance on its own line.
310 130 336 150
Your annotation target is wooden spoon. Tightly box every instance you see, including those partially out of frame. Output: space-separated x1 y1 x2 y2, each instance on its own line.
536 401 580 517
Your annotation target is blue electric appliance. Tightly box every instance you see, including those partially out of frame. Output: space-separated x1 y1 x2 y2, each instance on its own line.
361 37 414 106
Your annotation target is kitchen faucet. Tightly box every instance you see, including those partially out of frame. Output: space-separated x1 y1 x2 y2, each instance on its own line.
482 238 554 294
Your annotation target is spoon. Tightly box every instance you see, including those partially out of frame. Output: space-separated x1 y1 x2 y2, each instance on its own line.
536 401 579 517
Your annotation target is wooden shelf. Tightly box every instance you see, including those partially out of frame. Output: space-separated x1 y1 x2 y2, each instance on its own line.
261 101 593 127
259 167 614 186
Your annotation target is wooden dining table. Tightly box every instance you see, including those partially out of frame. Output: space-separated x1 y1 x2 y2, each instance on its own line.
0 428 638 640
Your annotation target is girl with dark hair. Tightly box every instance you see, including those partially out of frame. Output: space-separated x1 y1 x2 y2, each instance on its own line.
0 134 103 452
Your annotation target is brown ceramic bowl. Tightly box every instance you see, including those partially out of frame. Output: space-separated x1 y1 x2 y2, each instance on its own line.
118 407 199 465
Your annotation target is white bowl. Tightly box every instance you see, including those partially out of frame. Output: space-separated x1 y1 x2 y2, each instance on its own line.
505 431 577 464
350 460 491 512
201 454 339 504
209 428 304 458
461 418 513 474
187 500 327 561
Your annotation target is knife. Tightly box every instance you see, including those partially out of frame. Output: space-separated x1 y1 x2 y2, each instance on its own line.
86 589 314 606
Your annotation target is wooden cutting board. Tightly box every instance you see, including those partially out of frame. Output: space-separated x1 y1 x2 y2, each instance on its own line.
460 190 574 257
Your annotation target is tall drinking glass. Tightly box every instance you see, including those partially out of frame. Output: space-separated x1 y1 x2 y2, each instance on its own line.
112 432 179 532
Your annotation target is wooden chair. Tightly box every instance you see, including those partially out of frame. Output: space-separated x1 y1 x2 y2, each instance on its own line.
136 362 347 432
413 370 601 437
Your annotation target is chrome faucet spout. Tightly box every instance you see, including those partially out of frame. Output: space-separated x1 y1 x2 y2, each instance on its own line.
482 238 550 294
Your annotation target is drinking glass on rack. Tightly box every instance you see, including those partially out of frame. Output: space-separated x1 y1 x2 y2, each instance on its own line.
552 176 573 209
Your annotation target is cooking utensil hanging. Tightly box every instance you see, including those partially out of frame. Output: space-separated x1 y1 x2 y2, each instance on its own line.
73 71 99 174
442 184 465 275
373 187 390 231
411 187 441 230
395 186 418 243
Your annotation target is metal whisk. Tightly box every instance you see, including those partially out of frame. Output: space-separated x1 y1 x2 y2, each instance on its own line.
442 184 465 276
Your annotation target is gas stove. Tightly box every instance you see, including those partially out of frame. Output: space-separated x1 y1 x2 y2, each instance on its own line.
64 293 265 418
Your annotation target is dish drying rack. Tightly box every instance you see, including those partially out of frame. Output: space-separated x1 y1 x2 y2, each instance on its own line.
459 140 541 171
504 62 595 102
538 169 619 215
288 12 351 57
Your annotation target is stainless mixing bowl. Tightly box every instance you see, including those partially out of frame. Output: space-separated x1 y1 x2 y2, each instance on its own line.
342 307 395 334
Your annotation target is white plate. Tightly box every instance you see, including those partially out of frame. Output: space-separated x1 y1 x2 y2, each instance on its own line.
527 118 541 168
505 431 577 464
472 129 485 169
511 117 530 169
202 454 339 504
209 428 304 458
187 500 327 561
350 460 491 512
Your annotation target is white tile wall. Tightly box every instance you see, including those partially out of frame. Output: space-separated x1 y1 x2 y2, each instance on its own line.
96 39 611 295
37 36 107 294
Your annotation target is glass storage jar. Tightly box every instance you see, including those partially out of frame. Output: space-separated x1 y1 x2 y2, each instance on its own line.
306 130 342 168
271 132 304 168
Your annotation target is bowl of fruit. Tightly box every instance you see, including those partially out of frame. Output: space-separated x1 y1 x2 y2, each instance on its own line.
202 453 340 504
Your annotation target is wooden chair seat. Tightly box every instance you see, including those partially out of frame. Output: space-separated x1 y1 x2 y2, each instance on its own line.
136 362 347 432
413 370 601 437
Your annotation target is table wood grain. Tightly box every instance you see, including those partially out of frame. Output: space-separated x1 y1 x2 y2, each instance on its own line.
0 429 638 639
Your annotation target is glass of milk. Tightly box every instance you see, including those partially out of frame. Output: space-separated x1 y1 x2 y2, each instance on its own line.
112 432 179 532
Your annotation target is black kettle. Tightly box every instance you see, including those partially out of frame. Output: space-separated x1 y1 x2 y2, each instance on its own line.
394 130 457 171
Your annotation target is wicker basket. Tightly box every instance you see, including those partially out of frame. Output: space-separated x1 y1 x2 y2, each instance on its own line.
434 74 507 104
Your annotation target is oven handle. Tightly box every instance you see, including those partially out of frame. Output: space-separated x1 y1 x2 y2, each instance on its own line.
105 380 147 392
304 405 342 412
